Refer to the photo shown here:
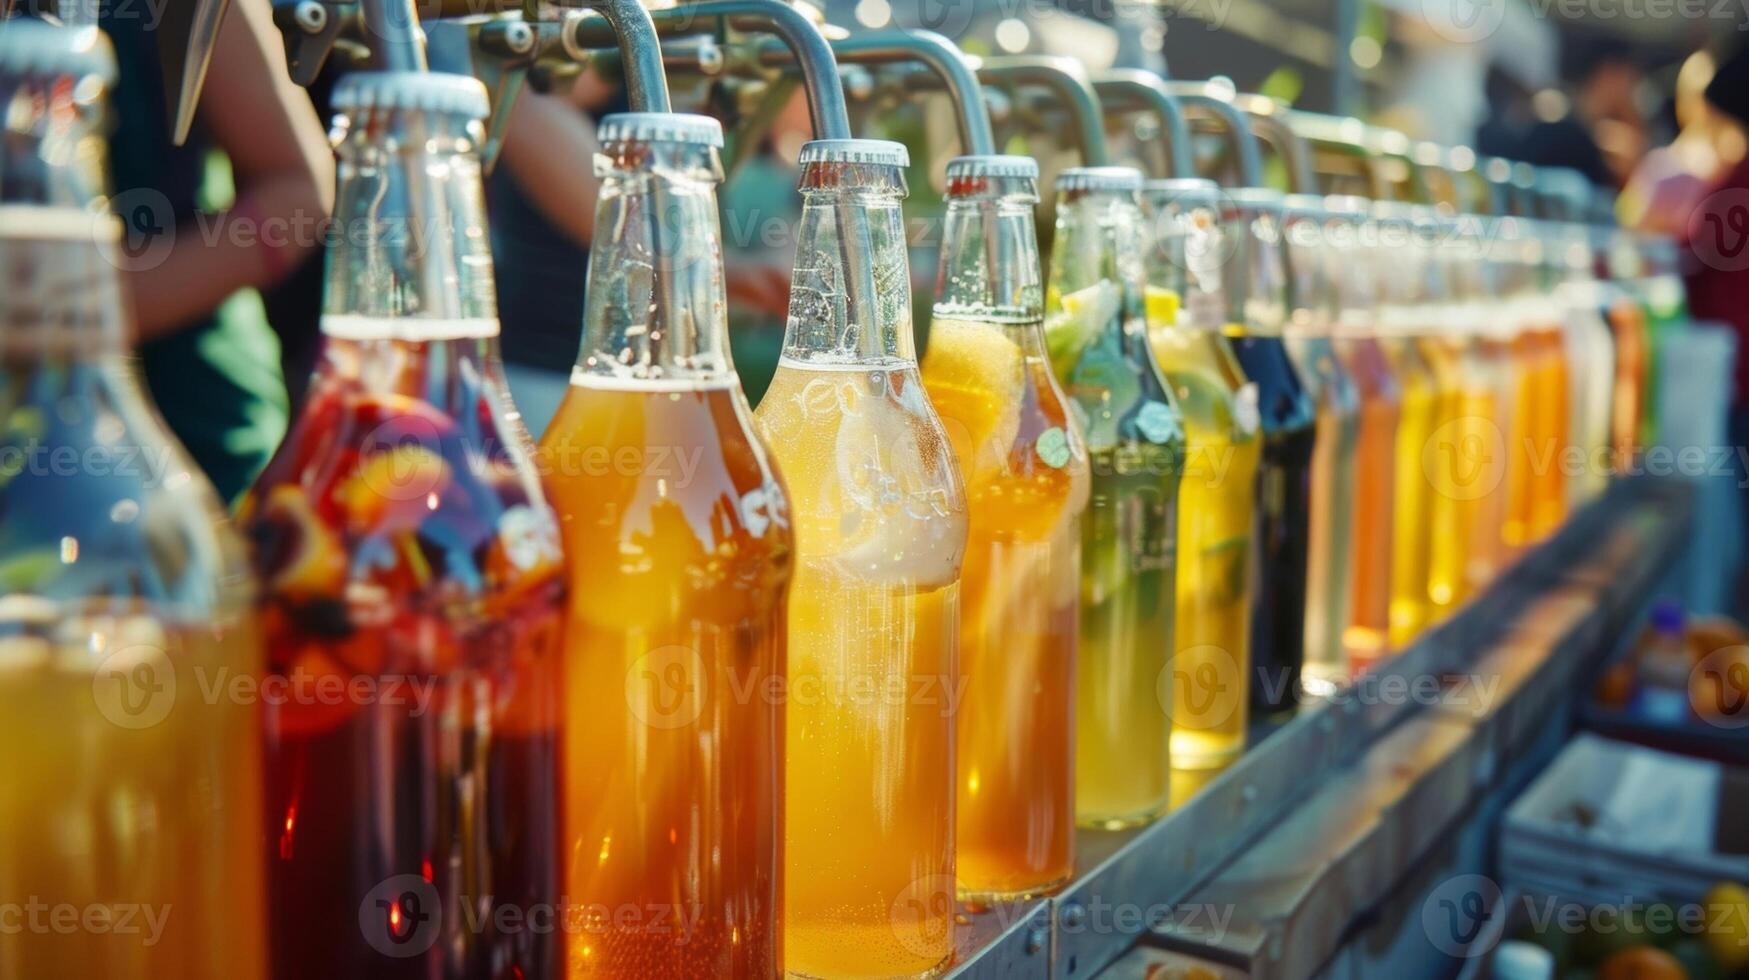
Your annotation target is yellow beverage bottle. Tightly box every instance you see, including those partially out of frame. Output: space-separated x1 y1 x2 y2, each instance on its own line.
0 24 265 978
539 116 790 975
923 157 1088 900
1140 178 1260 769
1375 205 1437 648
753 140 967 978
1044 167 1185 827
1419 325 1470 622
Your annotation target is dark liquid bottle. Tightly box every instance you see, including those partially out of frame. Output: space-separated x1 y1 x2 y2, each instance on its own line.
1221 190 1315 719
241 72 565 979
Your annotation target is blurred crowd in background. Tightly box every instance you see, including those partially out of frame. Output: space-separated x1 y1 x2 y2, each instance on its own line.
55 0 1749 497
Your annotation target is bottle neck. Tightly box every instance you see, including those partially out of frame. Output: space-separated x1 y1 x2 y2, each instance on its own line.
782 163 914 364
0 71 129 359
1050 190 1148 346
933 182 1043 328
575 141 731 383
322 105 498 343
1220 203 1288 336
1140 193 1227 333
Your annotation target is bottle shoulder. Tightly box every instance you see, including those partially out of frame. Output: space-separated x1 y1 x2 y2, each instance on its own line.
243 378 567 614
0 362 253 619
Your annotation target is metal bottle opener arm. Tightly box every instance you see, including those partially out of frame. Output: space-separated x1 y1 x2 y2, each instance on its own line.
1160 79 1265 189
1090 69 1193 180
977 55 1108 166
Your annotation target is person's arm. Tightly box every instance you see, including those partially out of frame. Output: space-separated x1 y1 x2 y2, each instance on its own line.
126 0 333 342
496 75 612 248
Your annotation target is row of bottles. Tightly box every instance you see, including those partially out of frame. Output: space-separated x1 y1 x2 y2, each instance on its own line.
0 18 1687 978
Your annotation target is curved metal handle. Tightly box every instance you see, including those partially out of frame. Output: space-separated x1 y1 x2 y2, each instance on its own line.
1090 69 1193 180
571 0 851 136
1230 93 1315 194
584 0 672 111
1160 80 1264 188
816 30 994 156
977 55 1107 166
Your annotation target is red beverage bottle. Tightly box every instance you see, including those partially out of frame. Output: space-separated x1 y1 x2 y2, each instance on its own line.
241 72 566 979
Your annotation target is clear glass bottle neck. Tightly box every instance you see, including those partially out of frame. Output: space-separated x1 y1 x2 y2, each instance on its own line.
322 105 498 342
782 161 913 364
576 141 730 382
1140 194 1227 332
1050 190 1146 336
1218 204 1289 336
933 177 1042 328
1283 212 1336 335
0 71 128 358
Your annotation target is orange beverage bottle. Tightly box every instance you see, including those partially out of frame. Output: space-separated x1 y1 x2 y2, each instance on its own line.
0 23 266 977
1325 199 1401 672
1530 320 1573 540
753 140 967 978
539 115 791 975
1597 227 1646 467
243 74 566 978
922 156 1088 900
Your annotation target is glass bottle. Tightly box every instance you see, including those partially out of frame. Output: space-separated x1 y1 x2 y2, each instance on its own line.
0 21 266 978
539 114 790 974
1138 177 1260 769
1597 224 1645 469
921 154 1087 900
1373 204 1440 648
1551 219 1615 509
241 72 566 979
1455 211 1517 597
1281 194 1360 695
1630 234 1690 445
1420 212 1493 623
1219 189 1316 718
1500 216 1561 555
1044 166 1184 826
752 139 967 979
1324 198 1401 673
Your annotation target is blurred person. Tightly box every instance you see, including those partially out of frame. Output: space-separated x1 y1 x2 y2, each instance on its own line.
1678 40 1749 608
487 72 794 432
99 0 333 503
1477 35 1643 187
1621 50 1747 237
